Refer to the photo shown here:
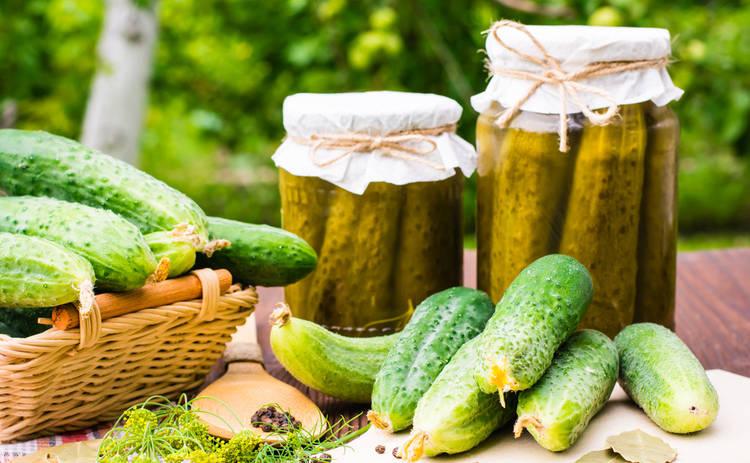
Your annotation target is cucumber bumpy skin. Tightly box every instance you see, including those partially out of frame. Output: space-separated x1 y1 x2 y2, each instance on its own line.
369 287 494 433
0 232 96 311
0 130 209 247
196 217 317 287
401 337 517 462
615 323 719 433
269 303 399 403
514 330 619 451
0 196 159 291
475 254 593 398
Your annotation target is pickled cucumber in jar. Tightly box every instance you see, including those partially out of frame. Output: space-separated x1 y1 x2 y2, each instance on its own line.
634 103 679 329
274 92 476 336
393 176 463 314
476 109 580 303
559 103 648 336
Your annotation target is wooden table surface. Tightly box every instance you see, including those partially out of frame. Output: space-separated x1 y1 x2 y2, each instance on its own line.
249 248 750 429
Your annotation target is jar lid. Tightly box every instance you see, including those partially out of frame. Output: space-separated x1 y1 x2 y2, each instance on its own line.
486 25 672 70
283 91 462 136
472 23 684 116
273 92 477 194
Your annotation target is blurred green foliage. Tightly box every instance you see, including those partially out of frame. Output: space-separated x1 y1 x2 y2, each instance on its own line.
1 0 748 234
678 232 750 252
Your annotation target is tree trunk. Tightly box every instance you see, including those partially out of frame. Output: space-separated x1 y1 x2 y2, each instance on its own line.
81 0 158 165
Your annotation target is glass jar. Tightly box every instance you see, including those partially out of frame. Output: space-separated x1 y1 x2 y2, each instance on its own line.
477 103 678 336
280 171 463 335
473 23 682 336
273 92 476 336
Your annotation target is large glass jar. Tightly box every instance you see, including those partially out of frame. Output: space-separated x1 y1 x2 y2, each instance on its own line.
477 103 678 337
473 23 682 336
273 92 476 336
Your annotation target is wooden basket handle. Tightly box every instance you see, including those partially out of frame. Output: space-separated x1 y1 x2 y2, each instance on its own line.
50 269 233 331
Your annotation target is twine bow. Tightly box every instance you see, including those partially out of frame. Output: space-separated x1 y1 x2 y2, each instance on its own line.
488 20 669 152
291 124 456 170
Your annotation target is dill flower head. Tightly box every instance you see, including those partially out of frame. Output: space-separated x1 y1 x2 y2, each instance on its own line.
220 430 263 463
123 409 158 435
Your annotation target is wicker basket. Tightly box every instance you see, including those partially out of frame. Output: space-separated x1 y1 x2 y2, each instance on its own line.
0 269 257 443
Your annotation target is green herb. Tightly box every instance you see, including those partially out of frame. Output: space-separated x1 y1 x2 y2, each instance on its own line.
98 395 367 463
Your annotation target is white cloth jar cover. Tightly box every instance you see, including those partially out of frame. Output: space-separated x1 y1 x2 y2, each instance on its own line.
272 91 477 194
471 23 684 117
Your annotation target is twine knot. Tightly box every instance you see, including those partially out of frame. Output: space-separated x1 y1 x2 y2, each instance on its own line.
291 124 457 170
369 136 384 149
487 20 670 152
544 68 566 81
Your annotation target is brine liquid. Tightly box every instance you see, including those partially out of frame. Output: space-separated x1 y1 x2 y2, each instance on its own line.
280 170 463 336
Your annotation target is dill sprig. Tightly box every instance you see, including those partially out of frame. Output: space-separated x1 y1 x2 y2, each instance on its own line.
97 395 367 463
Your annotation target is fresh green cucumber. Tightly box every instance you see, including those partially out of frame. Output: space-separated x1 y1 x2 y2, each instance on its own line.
0 130 209 247
615 323 719 433
401 337 516 461
269 303 399 402
0 233 95 310
475 254 593 397
0 308 52 338
0 196 158 291
514 330 619 451
369 287 494 432
195 217 317 287
145 230 197 278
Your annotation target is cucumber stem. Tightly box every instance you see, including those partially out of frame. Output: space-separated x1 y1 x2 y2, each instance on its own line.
366 410 393 432
270 302 292 327
489 356 518 405
76 280 96 317
147 257 171 284
202 239 231 257
170 223 204 246
402 431 428 462
513 415 544 438
170 223 206 250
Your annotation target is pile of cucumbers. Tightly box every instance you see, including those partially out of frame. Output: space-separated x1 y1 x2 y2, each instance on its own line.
270 254 719 461
0 129 317 338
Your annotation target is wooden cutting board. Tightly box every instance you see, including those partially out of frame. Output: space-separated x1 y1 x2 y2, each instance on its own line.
329 370 750 462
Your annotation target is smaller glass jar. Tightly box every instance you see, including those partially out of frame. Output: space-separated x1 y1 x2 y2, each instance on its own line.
472 23 682 337
273 92 476 336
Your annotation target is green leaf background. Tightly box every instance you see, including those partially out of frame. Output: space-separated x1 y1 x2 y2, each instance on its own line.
1 0 748 238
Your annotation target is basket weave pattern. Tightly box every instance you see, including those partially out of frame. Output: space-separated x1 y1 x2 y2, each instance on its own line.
0 272 257 443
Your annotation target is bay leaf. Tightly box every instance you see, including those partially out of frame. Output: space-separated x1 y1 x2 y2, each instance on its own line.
11 440 101 463
606 430 677 463
575 448 629 463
